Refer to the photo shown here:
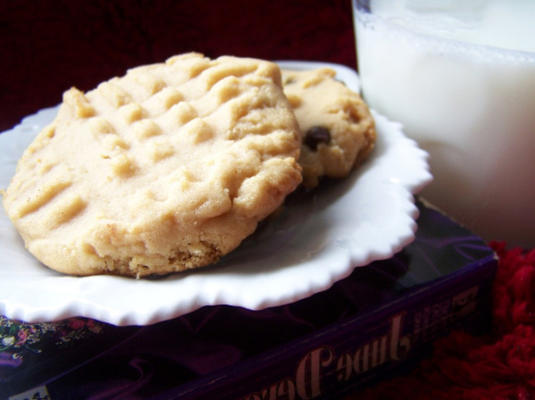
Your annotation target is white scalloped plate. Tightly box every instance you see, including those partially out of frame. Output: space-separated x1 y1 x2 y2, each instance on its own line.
0 61 432 326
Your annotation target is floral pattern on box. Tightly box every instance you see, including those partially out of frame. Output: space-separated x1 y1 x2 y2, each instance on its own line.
0 316 103 366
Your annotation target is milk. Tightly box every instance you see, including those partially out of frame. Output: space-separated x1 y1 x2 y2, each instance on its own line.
354 0 535 247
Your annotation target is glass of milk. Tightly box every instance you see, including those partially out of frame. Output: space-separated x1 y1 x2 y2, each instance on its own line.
353 0 535 247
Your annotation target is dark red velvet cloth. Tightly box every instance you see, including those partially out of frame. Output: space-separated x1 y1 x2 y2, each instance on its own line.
0 0 356 132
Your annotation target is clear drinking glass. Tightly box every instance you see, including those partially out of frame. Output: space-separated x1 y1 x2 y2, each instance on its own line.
353 0 535 247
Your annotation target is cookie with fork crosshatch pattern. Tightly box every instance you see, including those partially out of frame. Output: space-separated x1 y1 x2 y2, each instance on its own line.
2 53 302 277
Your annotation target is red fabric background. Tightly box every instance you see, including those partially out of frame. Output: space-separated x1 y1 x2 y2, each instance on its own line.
0 0 356 132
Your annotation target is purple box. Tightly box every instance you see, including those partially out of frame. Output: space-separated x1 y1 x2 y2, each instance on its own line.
1 200 497 400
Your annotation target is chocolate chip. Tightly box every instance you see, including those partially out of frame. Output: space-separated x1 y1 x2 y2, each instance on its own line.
284 77 296 85
304 126 331 150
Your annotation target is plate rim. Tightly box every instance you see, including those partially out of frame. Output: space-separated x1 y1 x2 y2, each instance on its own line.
0 61 432 326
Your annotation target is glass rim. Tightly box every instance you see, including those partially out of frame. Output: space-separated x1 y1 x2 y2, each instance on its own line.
352 0 535 62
